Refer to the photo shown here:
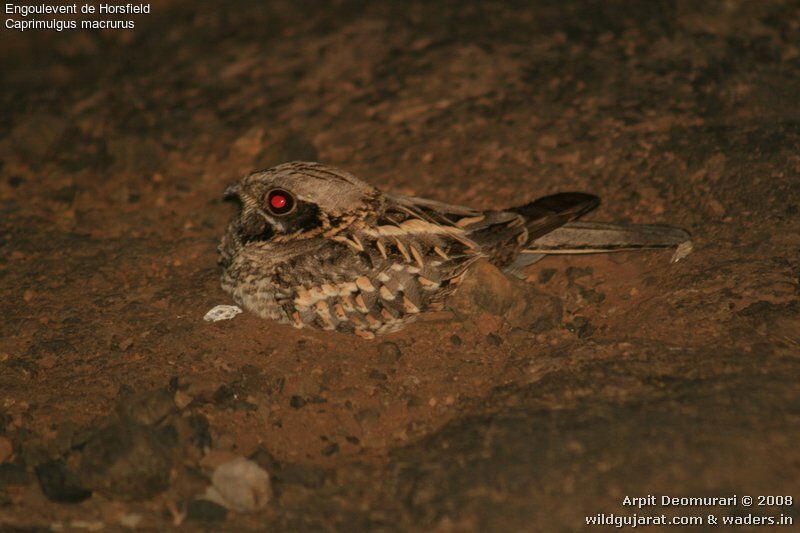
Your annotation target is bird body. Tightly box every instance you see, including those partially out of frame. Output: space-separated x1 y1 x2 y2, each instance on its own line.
219 162 689 338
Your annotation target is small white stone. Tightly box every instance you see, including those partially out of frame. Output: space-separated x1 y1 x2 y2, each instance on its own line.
119 514 143 529
671 240 693 263
204 456 271 512
203 305 243 322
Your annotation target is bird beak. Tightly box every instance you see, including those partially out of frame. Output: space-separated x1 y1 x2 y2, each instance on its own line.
223 183 241 199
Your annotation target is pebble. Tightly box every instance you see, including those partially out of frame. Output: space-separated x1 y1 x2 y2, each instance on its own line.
321 443 339 456
35 459 92 503
448 259 561 330
119 514 143 529
203 305 243 322
671 240 693 263
78 421 173 500
204 457 271 512
377 341 401 363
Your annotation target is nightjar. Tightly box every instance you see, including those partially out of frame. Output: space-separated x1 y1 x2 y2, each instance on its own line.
219 162 690 338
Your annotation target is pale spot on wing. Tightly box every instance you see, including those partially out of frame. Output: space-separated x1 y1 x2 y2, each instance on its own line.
355 294 369 313
379 285 395 301
409 244 425 268
375 239 388 259
394 238 411 262
356 276 376 292
417 275 439 290
402 296 420 314
365 314 381 329
341 294 355 312
355 328 375 339
291 311 303 328
333 303 347 320
321 283 338 297
454 215 485 227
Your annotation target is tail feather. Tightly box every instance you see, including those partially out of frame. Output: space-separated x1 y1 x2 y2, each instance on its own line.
510 193 600 243
505 220 692 275
529 221 691 252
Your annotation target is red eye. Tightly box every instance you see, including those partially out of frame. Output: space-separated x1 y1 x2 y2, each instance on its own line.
265 189 295 215
270 194 287 209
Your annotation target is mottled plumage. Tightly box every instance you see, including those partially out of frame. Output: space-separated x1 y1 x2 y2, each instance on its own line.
219 162 690 338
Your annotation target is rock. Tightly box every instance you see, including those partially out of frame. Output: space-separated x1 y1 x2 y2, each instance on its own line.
289 395 307 409
566 316 595 338
377 341 401 363
78 422 174 501
119 513 143 529
321 443 339 457
35 459 92 503
204 305 243 322
204 457 271 512
186 499 228 522
671 240 693 263
448 259 562 331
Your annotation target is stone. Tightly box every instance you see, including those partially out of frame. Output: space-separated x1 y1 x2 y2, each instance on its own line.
448 259 562 331
35 459 92 503
204 457 271 512
204 305 243 322
377 341 401 363
78 422 174 501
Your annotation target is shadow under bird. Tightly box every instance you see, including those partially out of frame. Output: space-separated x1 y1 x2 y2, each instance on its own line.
219 162 691 338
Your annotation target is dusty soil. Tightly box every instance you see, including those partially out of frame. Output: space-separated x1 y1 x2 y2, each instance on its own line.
1 0 799 530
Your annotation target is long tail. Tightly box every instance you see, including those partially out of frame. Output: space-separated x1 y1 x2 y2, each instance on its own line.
530 221 691 254
506 221 692 274
504 194 692 273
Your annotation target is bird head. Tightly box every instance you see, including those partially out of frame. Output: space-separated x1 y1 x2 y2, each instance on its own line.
218 161 380 265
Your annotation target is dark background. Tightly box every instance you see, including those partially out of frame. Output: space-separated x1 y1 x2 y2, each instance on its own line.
1 0 799 530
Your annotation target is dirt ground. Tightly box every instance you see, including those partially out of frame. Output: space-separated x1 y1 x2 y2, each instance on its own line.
1 0 799 530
